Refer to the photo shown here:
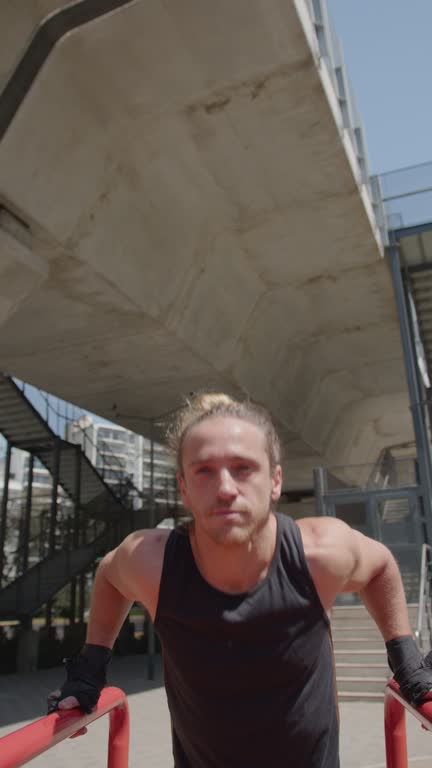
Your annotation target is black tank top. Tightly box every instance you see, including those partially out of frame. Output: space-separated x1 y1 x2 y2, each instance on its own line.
155 513 339 768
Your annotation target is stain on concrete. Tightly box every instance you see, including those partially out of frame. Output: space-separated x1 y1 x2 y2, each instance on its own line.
185 58 311 117
302 272 339 287
250 79 266 100
204 96 231 114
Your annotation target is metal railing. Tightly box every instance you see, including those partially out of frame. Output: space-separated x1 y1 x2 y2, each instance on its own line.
0 687 129 768
415 544 432 651
17 380 141 501
2 498 110 589
385 679 432 767
376 160 432 231
0 522 118 620
306 0 387 244
15 377 177 509
318 458 418 495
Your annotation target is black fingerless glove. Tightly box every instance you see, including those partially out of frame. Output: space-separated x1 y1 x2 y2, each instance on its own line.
47 643 112 714
386 635 432 705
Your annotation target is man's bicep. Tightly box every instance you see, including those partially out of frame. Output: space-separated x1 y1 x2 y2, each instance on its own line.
103 532 147 602
301 517 390 608
342 528 390 592
103 528 168 617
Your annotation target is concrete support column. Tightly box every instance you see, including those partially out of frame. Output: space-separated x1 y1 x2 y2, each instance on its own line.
0 441 12 587
17 617 39 674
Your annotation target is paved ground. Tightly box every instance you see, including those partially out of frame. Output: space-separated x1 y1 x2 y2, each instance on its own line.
0 656 431 767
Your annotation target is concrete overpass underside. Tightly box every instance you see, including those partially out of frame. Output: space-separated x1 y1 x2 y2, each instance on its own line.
0 1 413 488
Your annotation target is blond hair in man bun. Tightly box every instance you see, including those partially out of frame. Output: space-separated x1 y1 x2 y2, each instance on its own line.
168 392 281 473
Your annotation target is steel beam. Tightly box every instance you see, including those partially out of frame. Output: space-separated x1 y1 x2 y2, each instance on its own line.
78 572 86 624
388 244 432 542
147 421 156 679
74 444 82 546
0 441 12 587
48 438 61 555
21 453 34 572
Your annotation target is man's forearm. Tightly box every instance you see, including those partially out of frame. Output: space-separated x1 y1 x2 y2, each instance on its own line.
359 549 412 642
86 556 133 648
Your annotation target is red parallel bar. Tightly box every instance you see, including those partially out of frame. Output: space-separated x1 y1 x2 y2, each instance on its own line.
0 686 129 768
385 679 432 768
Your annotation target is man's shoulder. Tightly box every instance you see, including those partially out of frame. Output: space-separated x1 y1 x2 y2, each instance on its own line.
296 515 350 547
109 528 173 615
120 526 172 563
295 517 356 611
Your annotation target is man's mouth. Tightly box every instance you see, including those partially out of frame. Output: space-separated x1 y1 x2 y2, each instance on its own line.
212 508 242 517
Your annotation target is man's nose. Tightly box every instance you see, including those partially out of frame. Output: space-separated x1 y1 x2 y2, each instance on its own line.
216 468 237 499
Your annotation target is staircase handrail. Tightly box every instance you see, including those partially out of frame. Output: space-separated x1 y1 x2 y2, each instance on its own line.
30 384 134 482
4 374 140 513
415 543 432 650
2 509 84 586
15 378 144 502
11 375 178 508
2 528 49 586
0 523 115 617
384 679 432 767
0 686 129 768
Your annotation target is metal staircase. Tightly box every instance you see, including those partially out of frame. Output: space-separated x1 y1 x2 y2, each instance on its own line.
0 526 115 619
0 375 125 519
0 374 158 619
409 267 432 370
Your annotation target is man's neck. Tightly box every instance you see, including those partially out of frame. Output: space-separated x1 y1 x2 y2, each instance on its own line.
190 513 278 594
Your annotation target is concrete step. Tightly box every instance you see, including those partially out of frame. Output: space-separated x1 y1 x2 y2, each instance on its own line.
336 675 388 694
334 649 387 664
331 604 418 623
331 626 383 637
331 604 417 702
335 662 389 677
332 637 385 650
331 615 385 628
337 690 385 702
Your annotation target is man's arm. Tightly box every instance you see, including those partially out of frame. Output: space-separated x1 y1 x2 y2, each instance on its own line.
299 516 412 639
86 527 168 645
299 516 432 704
47 528 168 714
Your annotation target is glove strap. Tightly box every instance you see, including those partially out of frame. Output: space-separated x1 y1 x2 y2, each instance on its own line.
386 635 423 676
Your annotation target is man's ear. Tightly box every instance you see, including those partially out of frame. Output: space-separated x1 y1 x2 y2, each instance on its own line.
271 464 282 503
177 472 189 507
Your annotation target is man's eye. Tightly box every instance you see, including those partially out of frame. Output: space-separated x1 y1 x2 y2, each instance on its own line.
234 465 250 472
196 466 211 474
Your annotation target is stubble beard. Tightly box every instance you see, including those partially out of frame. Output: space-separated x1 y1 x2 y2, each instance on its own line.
194 499 273 548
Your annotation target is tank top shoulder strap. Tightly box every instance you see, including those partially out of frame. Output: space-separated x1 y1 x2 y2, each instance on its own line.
276 513 329 625
155 524 192 624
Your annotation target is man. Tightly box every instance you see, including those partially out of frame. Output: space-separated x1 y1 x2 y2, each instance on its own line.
49 393 432 767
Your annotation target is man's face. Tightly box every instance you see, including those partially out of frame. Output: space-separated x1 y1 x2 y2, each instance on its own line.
178 416 282 546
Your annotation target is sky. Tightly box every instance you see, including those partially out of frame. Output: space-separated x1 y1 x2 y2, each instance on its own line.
327 0 432 175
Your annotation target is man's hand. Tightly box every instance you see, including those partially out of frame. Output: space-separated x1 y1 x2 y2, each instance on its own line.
47 689 87 737
47 644 112 725
387 636 432 705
